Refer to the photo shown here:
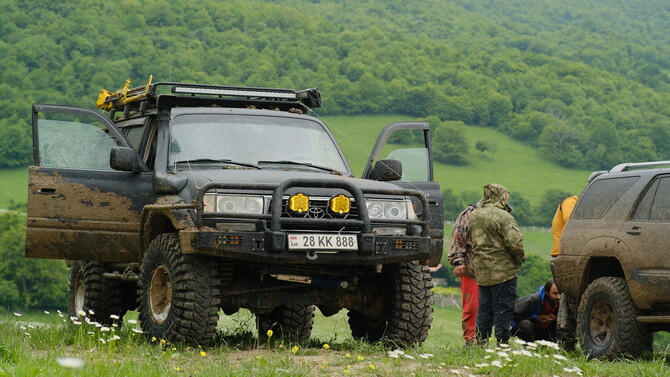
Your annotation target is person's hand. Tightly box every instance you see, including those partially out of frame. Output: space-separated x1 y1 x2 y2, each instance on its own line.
454 265 464 278
536 313 556 324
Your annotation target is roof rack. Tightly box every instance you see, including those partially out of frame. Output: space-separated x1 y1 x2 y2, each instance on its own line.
609 161 670 173
96 76 322 113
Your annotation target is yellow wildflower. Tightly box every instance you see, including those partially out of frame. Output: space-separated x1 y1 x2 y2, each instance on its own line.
322 343 330 349
267 329 273 338
292 345 299 355
200 350 207 357
357 355 364 361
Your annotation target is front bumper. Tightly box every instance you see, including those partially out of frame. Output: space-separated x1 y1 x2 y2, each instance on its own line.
179 229 431 265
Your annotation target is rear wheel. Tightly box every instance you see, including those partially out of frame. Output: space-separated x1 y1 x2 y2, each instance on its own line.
138 234 221 346
577 276 651 359
68 261 134 325
257 304 315 343
348 261 434 346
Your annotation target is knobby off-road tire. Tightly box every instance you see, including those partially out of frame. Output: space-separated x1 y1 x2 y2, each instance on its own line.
138 234 221 347
68 260 135 325
257 304 315 343
577 276 652 359
348 261 434 347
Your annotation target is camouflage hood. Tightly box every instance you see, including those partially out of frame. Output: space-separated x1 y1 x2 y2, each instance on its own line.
481 183 512 213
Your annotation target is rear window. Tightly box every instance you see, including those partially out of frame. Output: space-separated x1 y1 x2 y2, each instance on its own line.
572 176 639 219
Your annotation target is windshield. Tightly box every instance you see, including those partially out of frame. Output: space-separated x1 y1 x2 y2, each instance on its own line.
168 113 349 173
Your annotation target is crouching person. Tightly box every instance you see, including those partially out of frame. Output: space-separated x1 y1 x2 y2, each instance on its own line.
512 279 560 342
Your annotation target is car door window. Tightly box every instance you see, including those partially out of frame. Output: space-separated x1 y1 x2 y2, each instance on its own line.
649 178 670 221
632 179 659 221
37 115 122 170
362 123 432 182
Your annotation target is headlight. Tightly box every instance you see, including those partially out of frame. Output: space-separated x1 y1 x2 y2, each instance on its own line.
203 194 264 214
366 199 411 220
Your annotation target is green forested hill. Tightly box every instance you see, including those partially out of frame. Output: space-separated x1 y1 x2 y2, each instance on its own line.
2 0 670 178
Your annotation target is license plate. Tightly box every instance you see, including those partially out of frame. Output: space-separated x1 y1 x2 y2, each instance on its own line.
288 234 358 250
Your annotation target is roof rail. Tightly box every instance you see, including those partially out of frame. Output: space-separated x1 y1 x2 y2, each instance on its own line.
96 76 322 113
609 161 670 173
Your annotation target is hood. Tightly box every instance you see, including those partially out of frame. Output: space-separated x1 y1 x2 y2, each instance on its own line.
481 183 511 212
176 168 406 196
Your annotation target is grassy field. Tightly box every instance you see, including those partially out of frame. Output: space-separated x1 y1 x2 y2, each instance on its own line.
323 115 592 205
1 307 669 377
0 167 27 209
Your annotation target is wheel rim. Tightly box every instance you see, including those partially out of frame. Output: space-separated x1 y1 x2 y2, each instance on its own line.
149 265 172 325
74 270 85 315
589 299 614 346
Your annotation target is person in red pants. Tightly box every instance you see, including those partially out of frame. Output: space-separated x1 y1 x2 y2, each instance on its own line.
448 199 482 345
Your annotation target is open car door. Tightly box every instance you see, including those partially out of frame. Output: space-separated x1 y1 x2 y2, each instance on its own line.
26 104 155 263
362 122 444 266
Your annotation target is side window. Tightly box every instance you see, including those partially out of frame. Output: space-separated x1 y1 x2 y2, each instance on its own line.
37 115 122 170
632 179 659 221
381 129 429 182
572 176 639 219
123 125 145 150
649 178 670 221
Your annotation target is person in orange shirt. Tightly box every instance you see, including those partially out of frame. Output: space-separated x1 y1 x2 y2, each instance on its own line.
550 196 578 258
550 195 578 351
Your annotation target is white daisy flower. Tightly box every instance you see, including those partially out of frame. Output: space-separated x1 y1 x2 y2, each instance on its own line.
56 357 85 369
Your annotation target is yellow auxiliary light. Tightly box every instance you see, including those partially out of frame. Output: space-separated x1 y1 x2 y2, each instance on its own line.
289 193 310 213
330 195 351 215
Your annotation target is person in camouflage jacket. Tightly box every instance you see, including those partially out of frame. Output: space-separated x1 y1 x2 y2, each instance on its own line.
447 199 482 344
469 183 526 344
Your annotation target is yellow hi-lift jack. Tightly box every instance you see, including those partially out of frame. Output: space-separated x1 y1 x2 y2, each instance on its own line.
96 75 153 111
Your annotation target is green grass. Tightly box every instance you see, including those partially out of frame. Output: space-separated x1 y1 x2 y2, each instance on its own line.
2 306 670 376
0 167 27 209
323 115 592 205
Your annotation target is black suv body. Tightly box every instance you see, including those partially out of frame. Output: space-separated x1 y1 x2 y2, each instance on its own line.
554 161 670 358
25 80 444 346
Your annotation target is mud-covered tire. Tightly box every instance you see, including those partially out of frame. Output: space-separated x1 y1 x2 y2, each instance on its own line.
68 260 134 325
348 261 434 346
577 276 651 359
257 304 315 343
138 234 221 346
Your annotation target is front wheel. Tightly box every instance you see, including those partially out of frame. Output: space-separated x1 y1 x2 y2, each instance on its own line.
348 261 434 347
138 234 221 346
577 276 651 359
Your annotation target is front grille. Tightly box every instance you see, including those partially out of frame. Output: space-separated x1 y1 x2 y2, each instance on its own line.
268 197 360 231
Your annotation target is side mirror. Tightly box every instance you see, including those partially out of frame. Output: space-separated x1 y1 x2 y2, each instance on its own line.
369 158 402 181
110 147 142 173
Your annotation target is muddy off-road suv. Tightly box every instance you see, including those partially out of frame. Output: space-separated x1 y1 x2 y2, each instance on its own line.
25 78 444 346
554 161 670 358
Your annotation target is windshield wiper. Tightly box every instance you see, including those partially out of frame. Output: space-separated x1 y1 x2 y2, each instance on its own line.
258 160 342 175
174 159 261 169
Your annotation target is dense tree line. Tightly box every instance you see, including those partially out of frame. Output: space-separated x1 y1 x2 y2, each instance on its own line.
2 0 670 172
0 213 68 310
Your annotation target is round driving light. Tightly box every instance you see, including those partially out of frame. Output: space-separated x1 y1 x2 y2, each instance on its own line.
289 193 310 213
330 195 351 215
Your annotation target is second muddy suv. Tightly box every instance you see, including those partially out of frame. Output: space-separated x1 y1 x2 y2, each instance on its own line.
25 78 444 347
554 161 670 358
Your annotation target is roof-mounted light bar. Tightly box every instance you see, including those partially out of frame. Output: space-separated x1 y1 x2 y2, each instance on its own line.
172 86 298 100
